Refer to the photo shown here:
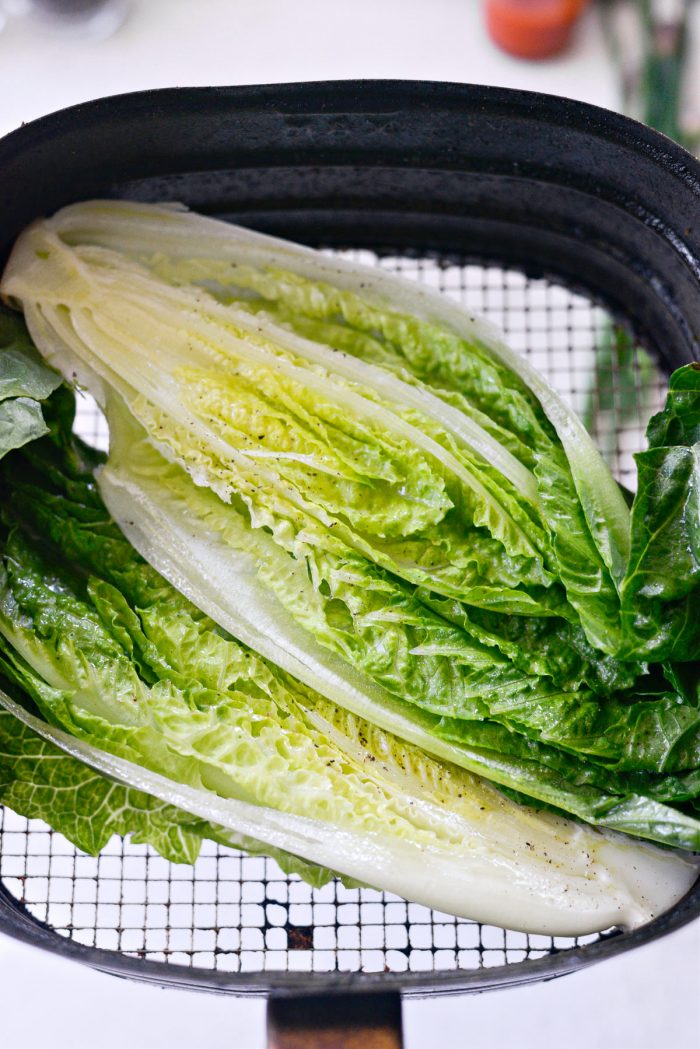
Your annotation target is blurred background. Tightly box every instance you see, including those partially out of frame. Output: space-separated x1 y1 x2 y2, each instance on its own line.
0 3 699 1048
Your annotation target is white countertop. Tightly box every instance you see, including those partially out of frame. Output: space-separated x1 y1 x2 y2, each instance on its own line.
0 3 698 1047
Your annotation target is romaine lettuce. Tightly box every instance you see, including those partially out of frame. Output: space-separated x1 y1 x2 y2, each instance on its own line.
0 202 699 933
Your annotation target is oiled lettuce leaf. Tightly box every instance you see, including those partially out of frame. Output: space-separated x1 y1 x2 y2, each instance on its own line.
162 252 625 649
3 686 698 936
620 365 700 661
0 686 342 888
0 306 61 462
0 307 61 403
92 415 700 783
1 201 631 650
0 704 206 863
0 398 49 460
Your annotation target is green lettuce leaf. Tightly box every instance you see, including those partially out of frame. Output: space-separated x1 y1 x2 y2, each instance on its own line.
87 430 700 846
0 306 62 403
0 686 342 889
6 683 697 935
0 398 49 460
137 222 627 647
0 704 206 863
1 204 629 640
620 364 700 660
0 306 62 462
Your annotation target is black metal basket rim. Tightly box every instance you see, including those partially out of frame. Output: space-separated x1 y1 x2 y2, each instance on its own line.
2 875 699 997
2 79 699 186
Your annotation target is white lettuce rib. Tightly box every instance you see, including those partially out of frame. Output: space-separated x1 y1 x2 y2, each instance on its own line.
5 231 546 565
75 242 537 501
11 205 535 496
38 198 626 576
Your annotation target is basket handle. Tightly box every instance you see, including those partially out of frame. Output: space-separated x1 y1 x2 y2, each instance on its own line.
267 991 403 1049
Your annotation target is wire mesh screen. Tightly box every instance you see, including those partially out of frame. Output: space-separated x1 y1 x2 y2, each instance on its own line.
0 254 669 981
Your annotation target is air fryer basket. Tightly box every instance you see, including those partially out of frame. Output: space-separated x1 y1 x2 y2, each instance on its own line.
0 82 698 1020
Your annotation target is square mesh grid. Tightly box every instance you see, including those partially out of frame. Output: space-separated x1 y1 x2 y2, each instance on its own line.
0 255 668 979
